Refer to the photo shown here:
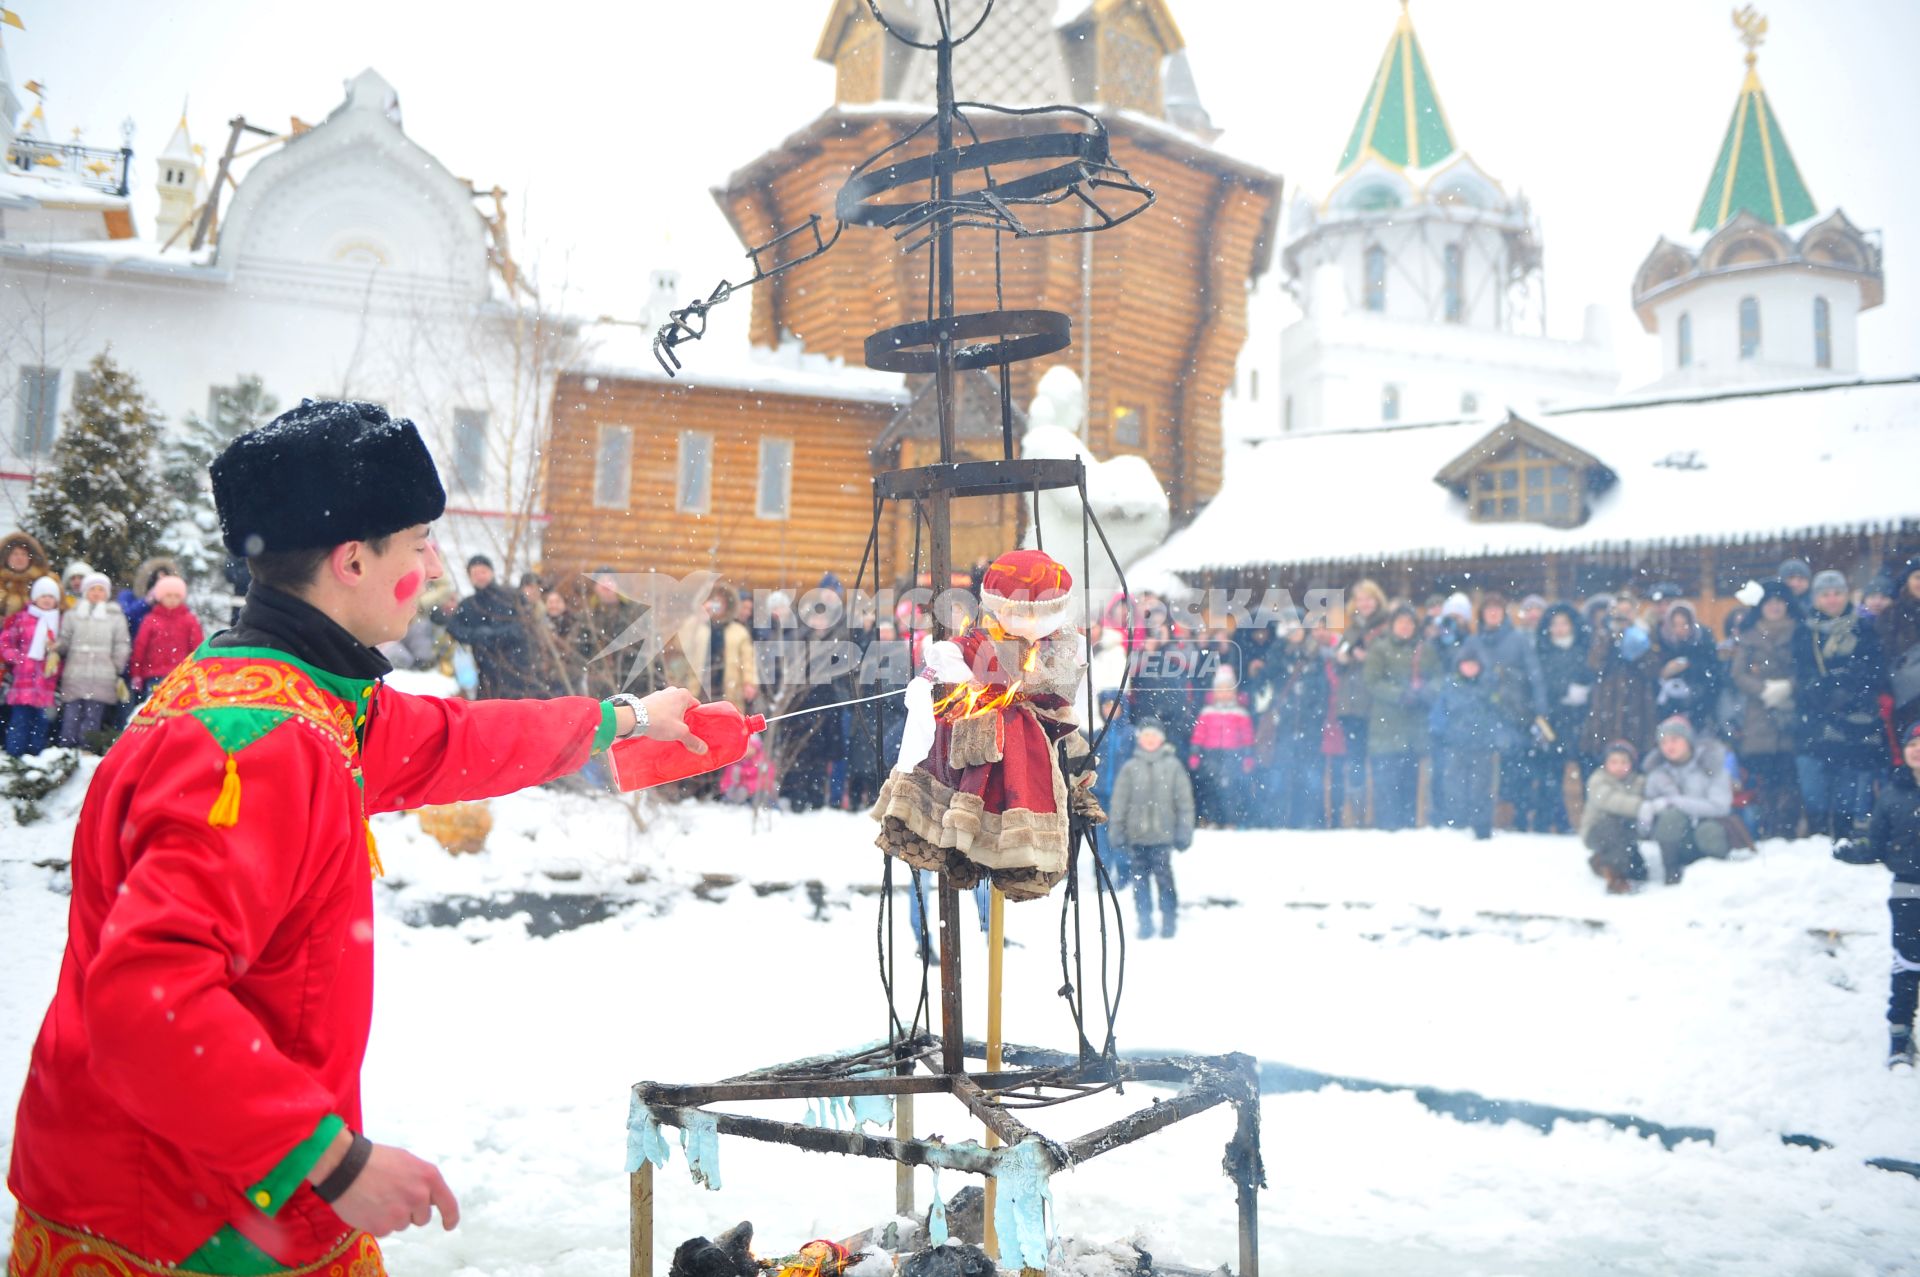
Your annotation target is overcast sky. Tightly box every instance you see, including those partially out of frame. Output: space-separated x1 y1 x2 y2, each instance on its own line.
17 0 1919 394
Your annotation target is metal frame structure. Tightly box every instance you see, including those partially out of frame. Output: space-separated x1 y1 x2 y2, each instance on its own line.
631 5 1262 1272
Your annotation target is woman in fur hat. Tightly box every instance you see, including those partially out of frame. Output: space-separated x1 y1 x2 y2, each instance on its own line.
0 529 50 617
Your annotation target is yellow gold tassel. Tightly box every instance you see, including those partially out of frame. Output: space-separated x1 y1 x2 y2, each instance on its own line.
365 819 384 878
207 755 241 828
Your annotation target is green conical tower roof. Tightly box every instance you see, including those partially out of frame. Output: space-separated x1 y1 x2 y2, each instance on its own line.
1336 2 1456 172
1691 39 1816 231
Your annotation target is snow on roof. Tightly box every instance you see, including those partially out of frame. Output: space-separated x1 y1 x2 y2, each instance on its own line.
1141 375 1920 576
0 234 217 271
573 324 907 406
0 169 128 210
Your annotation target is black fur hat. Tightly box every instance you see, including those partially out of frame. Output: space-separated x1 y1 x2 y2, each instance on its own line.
211 400 447 555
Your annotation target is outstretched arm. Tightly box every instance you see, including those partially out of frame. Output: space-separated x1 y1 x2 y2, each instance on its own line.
361 685 703 813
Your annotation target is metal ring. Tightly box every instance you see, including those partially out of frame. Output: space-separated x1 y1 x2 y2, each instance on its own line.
838 130 1111 229
873 457 1087 503
862 0 994 51
864 309 1070 374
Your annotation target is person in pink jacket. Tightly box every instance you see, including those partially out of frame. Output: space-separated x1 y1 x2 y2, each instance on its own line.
128 574 204 698
1 576 61 755
1189 665 1255 827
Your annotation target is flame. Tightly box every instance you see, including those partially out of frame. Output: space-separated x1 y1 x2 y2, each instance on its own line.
934 678 1023 720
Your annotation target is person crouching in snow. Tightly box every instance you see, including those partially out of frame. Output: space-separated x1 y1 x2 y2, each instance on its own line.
1582 740 1648 892
1107 715 1194 940
5 400 704 1277
1640 715 1734 884
1832 722 1920 1069
0 576 61 755
51 570 131 748
1189 664 1254 827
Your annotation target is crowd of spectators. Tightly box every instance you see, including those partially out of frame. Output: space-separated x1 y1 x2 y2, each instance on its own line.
1 531 203 756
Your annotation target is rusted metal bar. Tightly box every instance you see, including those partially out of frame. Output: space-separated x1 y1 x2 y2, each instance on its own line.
952 1074 1040 1152
648 1105 1003 1174
1231 1096 1262 1277
724 1035 937 1083
1063 1084 1232 1166
637 1075 956 1106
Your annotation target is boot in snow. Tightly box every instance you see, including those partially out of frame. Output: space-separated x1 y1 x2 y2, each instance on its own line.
1890 1025 1916 1071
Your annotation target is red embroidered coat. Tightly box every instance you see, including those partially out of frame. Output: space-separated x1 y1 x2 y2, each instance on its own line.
7 645 612 1268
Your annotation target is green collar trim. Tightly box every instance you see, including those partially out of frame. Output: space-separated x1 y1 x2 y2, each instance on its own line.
191 643 379 705
190 706 293 756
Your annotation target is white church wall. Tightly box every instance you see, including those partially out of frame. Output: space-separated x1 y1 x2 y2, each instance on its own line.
0 70 561 578
1647 269 1863 387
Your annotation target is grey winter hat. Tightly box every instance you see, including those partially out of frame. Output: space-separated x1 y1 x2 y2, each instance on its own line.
1811 569 1848 594
1779 558 1812 582
1135 716 1166 735
1656 715 1696 745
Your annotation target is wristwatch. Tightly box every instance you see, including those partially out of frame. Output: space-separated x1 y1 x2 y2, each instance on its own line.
605 693 649 740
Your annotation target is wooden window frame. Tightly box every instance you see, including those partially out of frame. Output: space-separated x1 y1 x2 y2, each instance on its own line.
676 429 712 515
1112 403 1145 449
593 424 633 511
756 437 793 521
1468 444 1583 527
16 365 59 457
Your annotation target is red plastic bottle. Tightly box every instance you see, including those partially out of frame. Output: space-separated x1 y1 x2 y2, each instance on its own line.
609 701 767 791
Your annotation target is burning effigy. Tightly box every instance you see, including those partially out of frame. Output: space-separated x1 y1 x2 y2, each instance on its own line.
873 548 1103 901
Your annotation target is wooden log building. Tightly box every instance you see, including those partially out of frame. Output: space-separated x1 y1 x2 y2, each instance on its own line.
540 0 1282 592
1140 376 1920 632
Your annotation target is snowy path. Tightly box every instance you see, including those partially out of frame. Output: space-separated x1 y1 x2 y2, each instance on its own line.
4 782 1917 1275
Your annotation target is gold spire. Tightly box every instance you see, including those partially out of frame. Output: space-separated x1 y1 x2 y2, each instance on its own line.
1733 5 1767 70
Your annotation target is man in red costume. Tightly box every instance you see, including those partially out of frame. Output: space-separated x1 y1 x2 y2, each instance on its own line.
7 400 702 1277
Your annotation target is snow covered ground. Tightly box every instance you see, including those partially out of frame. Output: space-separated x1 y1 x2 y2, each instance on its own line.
3 768 1917 1275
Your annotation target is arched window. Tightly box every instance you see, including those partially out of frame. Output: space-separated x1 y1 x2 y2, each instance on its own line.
1677 312 1693 368
1364 245 1387 313
1738 296 1760 360
1443 243 1463 323
1814 296 1832 369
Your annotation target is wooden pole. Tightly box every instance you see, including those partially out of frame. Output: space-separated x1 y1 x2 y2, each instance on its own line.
630 1162 653 1277
982 886 1006 1259
895 1092 916 1218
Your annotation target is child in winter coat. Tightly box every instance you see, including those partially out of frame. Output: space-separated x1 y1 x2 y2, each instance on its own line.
1833 722 1920 1069
1581 740 1648 892
1640 715 1734 884
1108 716 1195 940
1429 641 1509 839
1189 666 1254 828
127 574 203 698
52 571 131 749
719 732 775 805
1088 688 1135 883
0 576 61 755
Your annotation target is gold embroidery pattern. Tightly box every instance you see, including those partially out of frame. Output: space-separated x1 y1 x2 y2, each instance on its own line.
6 1212 385 1277
129 657 360 763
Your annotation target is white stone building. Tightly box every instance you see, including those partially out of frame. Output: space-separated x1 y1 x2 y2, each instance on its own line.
1627 30 1882 391
1243 3 1618 437
0 66 565 575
